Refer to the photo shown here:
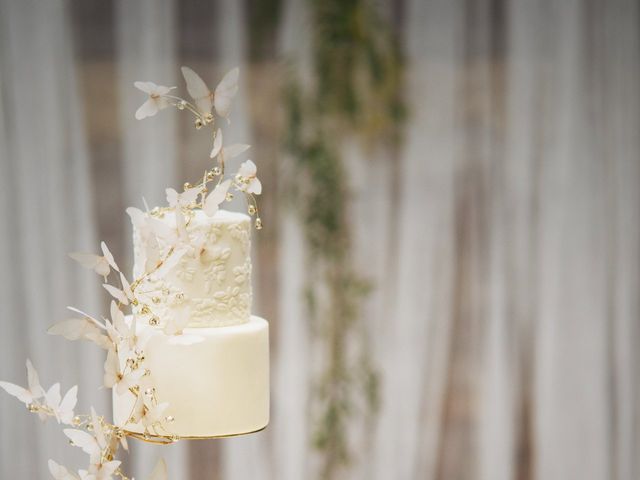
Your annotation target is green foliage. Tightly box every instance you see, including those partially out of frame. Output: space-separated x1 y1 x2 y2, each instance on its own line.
282 0 406 477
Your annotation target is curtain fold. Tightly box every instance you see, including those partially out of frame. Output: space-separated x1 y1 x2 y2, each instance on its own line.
0 0 104 477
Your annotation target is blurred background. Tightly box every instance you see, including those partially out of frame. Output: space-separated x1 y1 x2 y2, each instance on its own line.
1 0 639 479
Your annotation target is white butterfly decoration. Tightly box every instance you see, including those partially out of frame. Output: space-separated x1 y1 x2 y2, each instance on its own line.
105 301 137 349
48 312 111 350
209 128 251 163
103 346 145 395
180 66 239 120
0 360 77 424
166 186 201 209
203 179 232 217
103 272 134 306
180 66 213 118
63 425 120 477
166 186 203 243
0 359 44 406
129 392 170 432
236 160 262 195
45 382 78 424
134 82 176 120
69 242 119 279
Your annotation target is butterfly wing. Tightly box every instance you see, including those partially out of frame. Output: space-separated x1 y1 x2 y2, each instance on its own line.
214 67 239 118
222 143 250 160
210 129 223 158
64 428 101 460
180 187 201 206
100 242 119 272
204 180 231 217
48 318 102 342
26 359 44 399
166 188 180 208
181 66 213 116
58 386 78 424
68 252 100 270
103 283 129 306
103 348 119 389
0 381 32 404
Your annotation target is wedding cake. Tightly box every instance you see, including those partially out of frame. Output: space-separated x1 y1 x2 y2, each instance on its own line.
0 66 269 478
112 208 269 438
110 66 270 439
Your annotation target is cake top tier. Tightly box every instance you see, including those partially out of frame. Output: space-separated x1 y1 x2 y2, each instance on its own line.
132 208 252 328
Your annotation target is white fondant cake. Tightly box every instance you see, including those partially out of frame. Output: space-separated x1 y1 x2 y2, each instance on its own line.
114 208 269 438
113 317 269 437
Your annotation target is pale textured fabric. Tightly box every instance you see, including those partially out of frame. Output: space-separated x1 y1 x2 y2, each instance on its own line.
0 0 639 479
0 0 105 477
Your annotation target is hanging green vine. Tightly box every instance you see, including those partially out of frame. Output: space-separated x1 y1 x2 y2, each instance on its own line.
283 0 406 477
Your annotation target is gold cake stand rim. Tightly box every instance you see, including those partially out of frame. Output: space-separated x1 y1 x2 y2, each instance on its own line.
124 424 268 445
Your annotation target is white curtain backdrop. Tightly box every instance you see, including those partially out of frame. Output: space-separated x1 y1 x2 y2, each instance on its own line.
1 0 639 479
0 0 105 478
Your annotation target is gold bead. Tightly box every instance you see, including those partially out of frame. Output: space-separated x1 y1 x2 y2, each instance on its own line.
195 118 203 129
212 166 222 176
72 415 82 426
177 101 186 110
226 192 234 201
152 296 160 304
27 403 38 412
149 317 159 326
126 358 135 368
206 171 216 180
175 292 184 301
183 182 192 190
140 305 151 315
255 218 263 230
205 113 213 124
171 434 180 442
248 205 256 215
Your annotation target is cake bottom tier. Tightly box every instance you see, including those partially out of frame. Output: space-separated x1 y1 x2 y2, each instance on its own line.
113 316 269 438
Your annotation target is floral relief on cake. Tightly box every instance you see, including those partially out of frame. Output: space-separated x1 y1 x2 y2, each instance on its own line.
226 222 251 255
202 246 232 293
233 258 252 286
188 286 251 324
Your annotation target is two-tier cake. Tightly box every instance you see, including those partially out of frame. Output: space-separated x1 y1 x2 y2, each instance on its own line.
112 208 269 438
